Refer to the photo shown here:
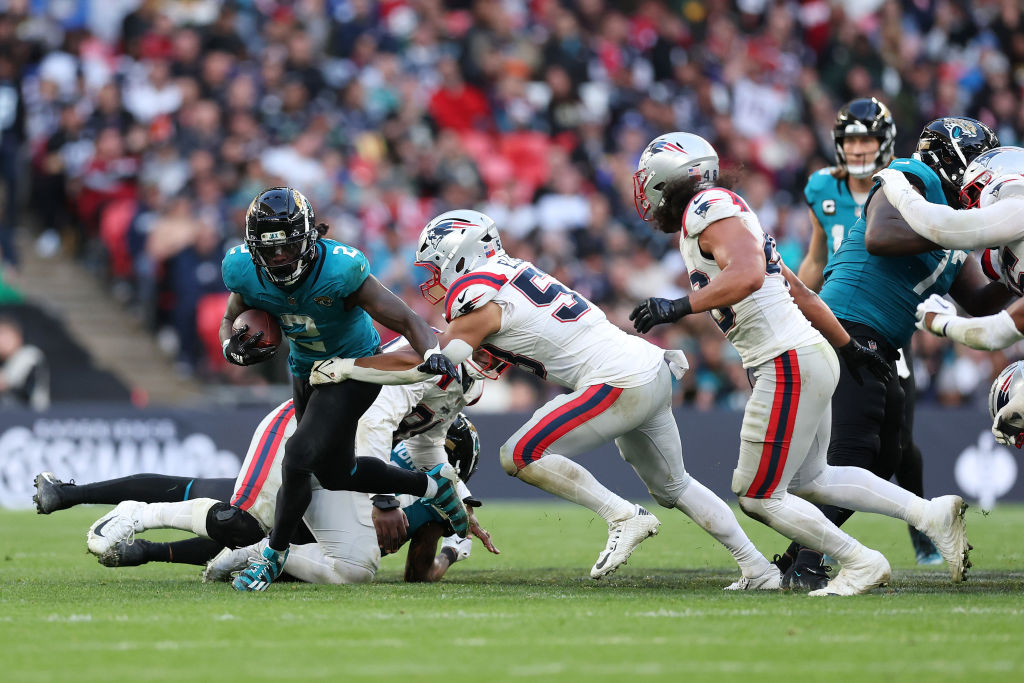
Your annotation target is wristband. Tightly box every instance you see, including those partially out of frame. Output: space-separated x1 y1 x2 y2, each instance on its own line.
371 494 401 511
440 546 459 565
674 296 692 318
422 344 441 362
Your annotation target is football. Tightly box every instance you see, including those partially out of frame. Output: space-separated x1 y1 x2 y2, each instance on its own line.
232 309 282 349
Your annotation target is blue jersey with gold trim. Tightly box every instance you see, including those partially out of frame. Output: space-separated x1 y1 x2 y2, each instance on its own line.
221 239 380 377
821 158 967 349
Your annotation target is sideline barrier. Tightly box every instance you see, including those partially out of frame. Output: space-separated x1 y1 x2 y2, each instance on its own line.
0 405 1018 509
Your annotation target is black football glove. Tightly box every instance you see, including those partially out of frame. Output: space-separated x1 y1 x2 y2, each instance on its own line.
417 352 460 382
629 296 692 334
837 339 893 385
223 325 277 366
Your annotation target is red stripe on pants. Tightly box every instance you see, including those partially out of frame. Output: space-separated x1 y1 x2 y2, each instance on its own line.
512 385 622 469
745 350 801 498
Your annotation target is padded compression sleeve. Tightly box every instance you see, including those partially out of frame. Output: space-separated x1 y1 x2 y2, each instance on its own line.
937 310 1024 351
881 172 1024 248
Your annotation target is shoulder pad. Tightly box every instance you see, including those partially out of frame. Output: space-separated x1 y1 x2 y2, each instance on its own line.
222 243 254 292
983 175 1024 207
322 240 370 297
804 167 838 200
681 188 750 238
444 267 510 322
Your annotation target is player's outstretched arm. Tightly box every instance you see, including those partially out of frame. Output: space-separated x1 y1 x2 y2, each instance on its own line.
346 274 441 359
917 294 1024 351
782 263 892 384
948 255 1015 317
863 187 942 256
875 168 1024 249
796 211 828 293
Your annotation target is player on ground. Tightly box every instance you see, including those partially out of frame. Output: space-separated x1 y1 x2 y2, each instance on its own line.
219 187 467 591
629 132 971 595
765 118 1006 587
310 210 780 588
797 98 941 568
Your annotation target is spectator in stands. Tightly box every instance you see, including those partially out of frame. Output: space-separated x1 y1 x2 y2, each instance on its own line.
0 315 49 410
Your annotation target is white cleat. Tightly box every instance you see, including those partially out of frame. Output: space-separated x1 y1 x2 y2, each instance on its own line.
808 548 890 596
590 506 660 579
203 541 264 583
918 495 971 583
86 501 146 557
724 563 782 591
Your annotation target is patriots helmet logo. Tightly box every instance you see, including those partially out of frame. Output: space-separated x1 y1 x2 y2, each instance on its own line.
425 218 478 245
649 140 687 155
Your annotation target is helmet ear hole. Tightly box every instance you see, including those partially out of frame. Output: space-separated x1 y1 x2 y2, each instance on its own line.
653 182 666 191
456 257 465 272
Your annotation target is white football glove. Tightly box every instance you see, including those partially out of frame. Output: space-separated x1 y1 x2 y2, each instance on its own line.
873 168 917 215
309 357 354 385
441 534 472 562
915 294 957 335
664 350 690 380
993 391 1024 449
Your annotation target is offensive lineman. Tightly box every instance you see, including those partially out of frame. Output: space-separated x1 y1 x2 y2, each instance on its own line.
796 97 942 570
629 132 971 595
311 210 781 589
219 187 467 591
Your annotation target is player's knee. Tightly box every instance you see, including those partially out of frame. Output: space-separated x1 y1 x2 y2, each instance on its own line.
648 472 691 508
499 439 521 476
205 502 265 548
737 495 775 525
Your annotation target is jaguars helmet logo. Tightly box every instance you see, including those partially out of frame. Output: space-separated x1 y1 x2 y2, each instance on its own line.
943 118 978 140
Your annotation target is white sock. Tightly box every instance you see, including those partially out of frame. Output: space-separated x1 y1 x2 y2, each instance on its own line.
798 465 928 527
282 543 374 584
516 454 635 523
422 475 438 499
741 492 861 564
674 480 769 577
140 498 217 538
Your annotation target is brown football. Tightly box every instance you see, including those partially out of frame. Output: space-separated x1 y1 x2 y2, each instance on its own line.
232 309 283 349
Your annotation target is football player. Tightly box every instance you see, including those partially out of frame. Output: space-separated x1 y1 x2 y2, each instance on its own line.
219 187 467 591
763 118 1007 588
797 98 942 567
311 211 781 589
628 132 971 595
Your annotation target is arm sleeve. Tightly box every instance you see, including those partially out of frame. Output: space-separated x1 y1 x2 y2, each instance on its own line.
346 363 435 385
937 310 1024 351
882 174 1024 248
355 384 427 462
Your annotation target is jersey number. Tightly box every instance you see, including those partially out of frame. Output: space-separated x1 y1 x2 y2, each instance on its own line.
510 267 591 322
279 314 326 352
689 270 736 334
395 404 441 442
913 250 967 296
332 245 359 257
480 343 547 379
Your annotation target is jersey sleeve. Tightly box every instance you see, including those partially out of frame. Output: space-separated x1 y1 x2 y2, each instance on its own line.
221 244 251 294
681 188 748 238
444 269 510 322
803 168 832 207
332 244 372 299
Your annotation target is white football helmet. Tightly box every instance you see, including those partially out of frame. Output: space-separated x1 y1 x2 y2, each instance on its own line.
959 146 1024 209
989 360 1024 421
415 210 504 304
633 132 719 221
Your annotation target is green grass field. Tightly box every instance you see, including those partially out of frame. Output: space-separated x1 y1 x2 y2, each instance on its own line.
2 501 1023 682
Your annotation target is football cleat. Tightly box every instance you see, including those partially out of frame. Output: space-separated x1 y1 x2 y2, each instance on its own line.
590 506 661 579
808 548 891 596
33 472 74 514
204 542 264 583
422 463 469 537
87 501 146 557
910 527 944 565
724 563 783 591
782 549 831 591
918 495 971 582
232 545 288 592
98 539 152 567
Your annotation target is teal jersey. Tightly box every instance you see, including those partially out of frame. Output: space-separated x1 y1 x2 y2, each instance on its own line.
821 158 968 349
221 239 380 377
389 443 445 537
804 167 864 267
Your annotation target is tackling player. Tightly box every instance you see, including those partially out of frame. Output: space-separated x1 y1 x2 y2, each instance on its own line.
219 187 467 591
796 98 942 567
311 210 780 589
629 132 971 595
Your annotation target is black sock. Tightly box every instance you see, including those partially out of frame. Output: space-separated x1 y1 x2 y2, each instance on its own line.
62 474 197 506
143 537 225 566
347 457 429 496
794 548 825 568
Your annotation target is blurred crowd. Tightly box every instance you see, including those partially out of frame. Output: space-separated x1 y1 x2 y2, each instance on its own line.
4 0 1024 409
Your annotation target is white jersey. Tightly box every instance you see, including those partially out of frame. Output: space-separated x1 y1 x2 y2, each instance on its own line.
232 375 479 529
444 254 666 390
679 187 823 368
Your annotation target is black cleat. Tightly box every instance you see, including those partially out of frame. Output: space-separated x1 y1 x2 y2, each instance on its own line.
782 549 831 591
772 552 795 575
98 539 152 567
32 472 75 514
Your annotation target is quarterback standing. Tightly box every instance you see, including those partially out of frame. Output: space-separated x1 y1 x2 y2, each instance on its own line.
218 187 467 591
629 132 971 595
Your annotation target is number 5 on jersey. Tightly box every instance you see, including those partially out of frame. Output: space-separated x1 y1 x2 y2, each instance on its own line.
510 266 591 322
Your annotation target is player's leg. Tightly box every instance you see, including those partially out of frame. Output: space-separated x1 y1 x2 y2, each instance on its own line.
896 348 942 564
100 536 225 568
733 344 892 595
613 363 775 587
283 484 378 584
33 473 234 514
498 383 657 577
